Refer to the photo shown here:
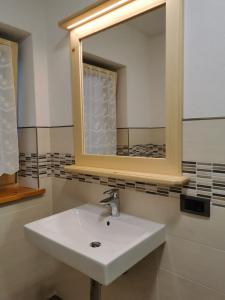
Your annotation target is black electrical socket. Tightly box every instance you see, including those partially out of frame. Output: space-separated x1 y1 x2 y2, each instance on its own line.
180 194 210 217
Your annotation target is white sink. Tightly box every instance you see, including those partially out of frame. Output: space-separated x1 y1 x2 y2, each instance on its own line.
24 204 165 285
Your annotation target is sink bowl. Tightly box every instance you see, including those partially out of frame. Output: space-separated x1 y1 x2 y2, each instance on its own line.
24 204 165 285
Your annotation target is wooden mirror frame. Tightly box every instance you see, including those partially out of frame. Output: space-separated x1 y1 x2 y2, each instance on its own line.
60 0 188 186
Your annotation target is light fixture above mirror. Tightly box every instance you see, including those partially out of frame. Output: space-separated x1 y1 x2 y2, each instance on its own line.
59 0 188 186
66 0 133 30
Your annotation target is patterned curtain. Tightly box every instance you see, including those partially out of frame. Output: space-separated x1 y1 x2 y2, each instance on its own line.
83 63 117 155
0 44 19 175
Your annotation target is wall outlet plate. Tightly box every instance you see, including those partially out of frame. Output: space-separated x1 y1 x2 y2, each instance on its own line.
180 194 210 217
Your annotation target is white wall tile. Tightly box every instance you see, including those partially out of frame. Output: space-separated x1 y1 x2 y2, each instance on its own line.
0 253 56 300
0 239 39 276
54 264 90 300
117 129 128 146
52 177 106 213
158 269 225 300
9 279 55 300
117 189 225 253
18 176 39 189
0 195 52 247
168 205 225 252
37 128 51 154
129 128 165 146
102 251 158 300
0 178 54 298
183 120 225 163
50 127 74 154
160 235 225 294
18 128 37 154
0 188 49 217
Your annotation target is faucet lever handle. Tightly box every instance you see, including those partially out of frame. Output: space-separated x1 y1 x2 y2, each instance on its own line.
99 197 112 205
103 188 119 195
100 190 120 217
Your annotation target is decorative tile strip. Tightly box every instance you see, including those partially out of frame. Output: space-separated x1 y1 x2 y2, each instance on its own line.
129 144 166 158
52 153 75 179
117 144 166 158
38 153 53 178
117 145 129 156
18 152 225 203
212 163 225 203
18 153 38 178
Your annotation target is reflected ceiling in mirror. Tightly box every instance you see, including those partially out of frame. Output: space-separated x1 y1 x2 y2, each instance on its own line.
82 5 166 158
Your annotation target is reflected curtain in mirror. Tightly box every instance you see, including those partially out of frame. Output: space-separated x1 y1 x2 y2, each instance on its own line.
83 63 117 155
0 44 19 175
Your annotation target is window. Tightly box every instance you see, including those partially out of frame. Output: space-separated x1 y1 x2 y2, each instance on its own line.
0 37 18 187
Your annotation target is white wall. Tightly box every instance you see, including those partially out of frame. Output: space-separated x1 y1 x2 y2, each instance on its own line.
184 0 225 119
0 0 50 126
146 34 165 127
45 0 94 126
46 0 225 126
18 36 36 126
46 0 166 128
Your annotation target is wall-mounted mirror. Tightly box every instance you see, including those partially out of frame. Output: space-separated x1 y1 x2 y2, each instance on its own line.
82 5 166 158
60 0 187 185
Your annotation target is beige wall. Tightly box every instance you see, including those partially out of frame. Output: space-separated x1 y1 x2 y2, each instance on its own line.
52 178 225 300
20 0 225 298
0 177 57 299
1 0 225 299
45 122 225 300
129 128 165 146
0 0 52 297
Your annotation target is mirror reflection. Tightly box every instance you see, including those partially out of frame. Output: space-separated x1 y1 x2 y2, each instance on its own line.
82 5 166 158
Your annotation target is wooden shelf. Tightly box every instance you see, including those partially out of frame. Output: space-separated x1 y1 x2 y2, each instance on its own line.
0 185 45 205
65 165 189 186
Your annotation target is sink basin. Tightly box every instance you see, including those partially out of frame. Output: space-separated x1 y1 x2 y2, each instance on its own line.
24 204 165 285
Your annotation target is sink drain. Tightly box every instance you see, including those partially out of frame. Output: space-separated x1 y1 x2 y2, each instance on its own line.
90 241 101 248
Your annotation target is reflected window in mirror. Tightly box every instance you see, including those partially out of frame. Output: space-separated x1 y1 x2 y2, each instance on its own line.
82 5 166 158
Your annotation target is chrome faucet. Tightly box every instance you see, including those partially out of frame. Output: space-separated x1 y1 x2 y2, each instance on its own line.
99 188 120 217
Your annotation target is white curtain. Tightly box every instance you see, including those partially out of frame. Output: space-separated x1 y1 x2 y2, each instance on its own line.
0 44 19 175
83 63 117 155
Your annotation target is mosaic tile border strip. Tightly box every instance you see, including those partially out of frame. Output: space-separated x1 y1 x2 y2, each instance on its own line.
182 161 225 205
117 144 166 158
19 153 38 178
38 153 53 177
20 153 75 179
129 144 166 158
19 153 225 204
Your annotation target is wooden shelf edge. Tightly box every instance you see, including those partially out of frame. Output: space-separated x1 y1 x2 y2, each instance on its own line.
0 185 46 205
65 165 189 186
